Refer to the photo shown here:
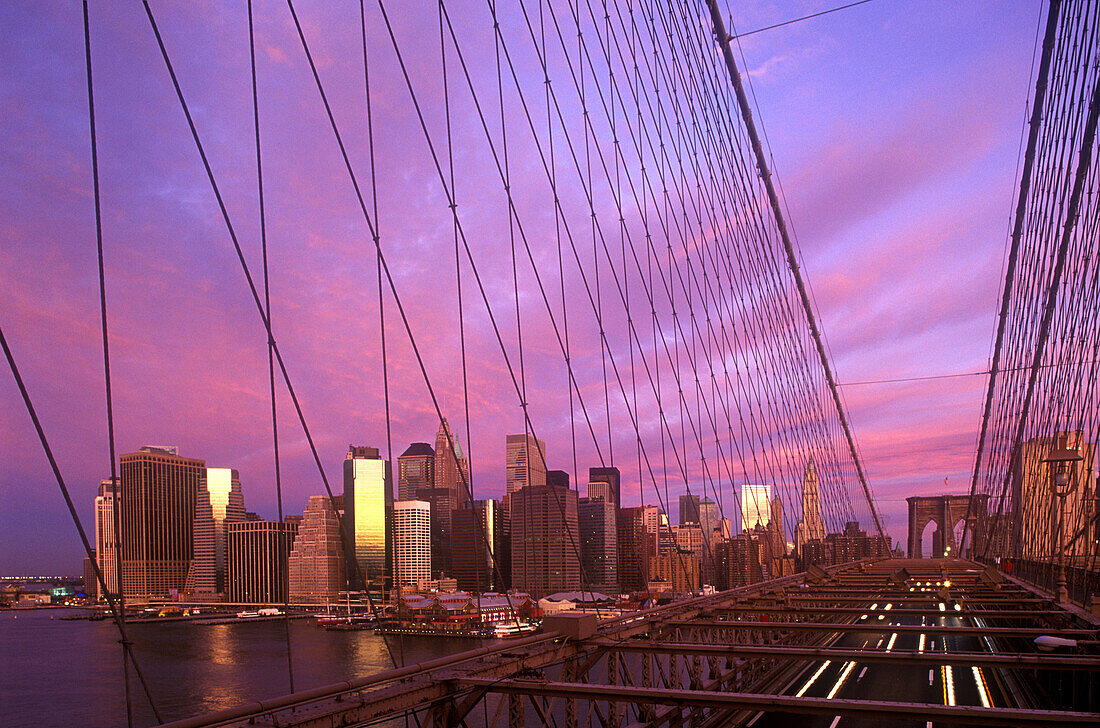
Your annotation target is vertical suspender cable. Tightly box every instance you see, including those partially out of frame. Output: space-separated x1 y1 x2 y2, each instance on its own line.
966 0 1062 557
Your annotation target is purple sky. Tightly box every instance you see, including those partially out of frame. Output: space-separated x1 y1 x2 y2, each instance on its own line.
0 1 1043 574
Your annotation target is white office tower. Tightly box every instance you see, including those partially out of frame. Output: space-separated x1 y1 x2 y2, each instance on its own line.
94 478 119 599
393 500 432 586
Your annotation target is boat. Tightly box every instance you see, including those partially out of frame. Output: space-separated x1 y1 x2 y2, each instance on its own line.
492 621 539 639
322 619 373 631
236 610 260 619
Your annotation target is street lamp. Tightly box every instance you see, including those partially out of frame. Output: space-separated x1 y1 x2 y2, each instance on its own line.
1043 444 1082 603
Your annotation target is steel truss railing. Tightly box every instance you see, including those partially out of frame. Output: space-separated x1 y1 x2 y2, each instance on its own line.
158 559 1100 728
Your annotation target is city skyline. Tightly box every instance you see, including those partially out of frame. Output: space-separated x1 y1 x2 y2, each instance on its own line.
0 2 1055 573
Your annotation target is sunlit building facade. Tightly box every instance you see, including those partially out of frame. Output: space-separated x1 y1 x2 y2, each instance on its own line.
119 446 205 599
189 467 245 599
741 483 772 533
288 495 346 602
796 460 826 547
228 518 297 604
94 478 119 599
343 445 392 591
434 418 470 508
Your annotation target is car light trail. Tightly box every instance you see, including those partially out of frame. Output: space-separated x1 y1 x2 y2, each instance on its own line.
795 660 832 697
827 661 857 699
973 666 993 708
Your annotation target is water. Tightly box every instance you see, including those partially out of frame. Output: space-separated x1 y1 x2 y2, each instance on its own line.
0 608 485 727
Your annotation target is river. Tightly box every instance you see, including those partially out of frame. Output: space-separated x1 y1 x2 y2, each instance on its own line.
0 608 485 727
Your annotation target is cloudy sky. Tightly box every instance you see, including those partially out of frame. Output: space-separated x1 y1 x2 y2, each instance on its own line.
0 0 1043 574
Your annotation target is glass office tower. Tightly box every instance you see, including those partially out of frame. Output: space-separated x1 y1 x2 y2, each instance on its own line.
343 445 392 592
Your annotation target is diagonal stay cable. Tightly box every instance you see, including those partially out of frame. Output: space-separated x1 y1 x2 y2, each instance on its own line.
0 325 162 724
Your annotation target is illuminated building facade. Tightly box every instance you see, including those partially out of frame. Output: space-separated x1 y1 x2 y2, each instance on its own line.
94 478 119 599
228 518 297 603
288 495 346 602
119 446 205 599
796 460 826 547
343 445 392 591
741 483 772 532
189 467 245 599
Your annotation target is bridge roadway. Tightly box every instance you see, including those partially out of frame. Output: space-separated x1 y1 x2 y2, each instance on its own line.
160 559 1100 728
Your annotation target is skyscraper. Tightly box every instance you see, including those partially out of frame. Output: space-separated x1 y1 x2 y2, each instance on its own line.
679 493 700 525
505 433 547 495
796 460 826 546
741 483 772 533
579 496 618 590
228 518 297 603
397 443 434 501
392 500 431 587
617 506 648 591
288 495 346 603
698 497 720 536
189 467 245 599
343 445 392 592
510 471 580 597
94 478 118 599
119 446 205 599
588 466 620 508
452 499 502 593
435 419 471 508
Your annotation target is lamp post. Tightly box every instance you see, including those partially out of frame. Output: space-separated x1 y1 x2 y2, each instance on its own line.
1043 445 1082 603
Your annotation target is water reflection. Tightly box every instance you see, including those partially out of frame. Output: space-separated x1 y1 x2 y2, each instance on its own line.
1 610 484 727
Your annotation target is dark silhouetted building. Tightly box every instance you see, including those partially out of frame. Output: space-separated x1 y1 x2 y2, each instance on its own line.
679 494 700 525
579 496 618 590
397 443 434 501
452 499 502 593
716 534 762 590
588 466 620 508
618 506 648 591
511 471 579 597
